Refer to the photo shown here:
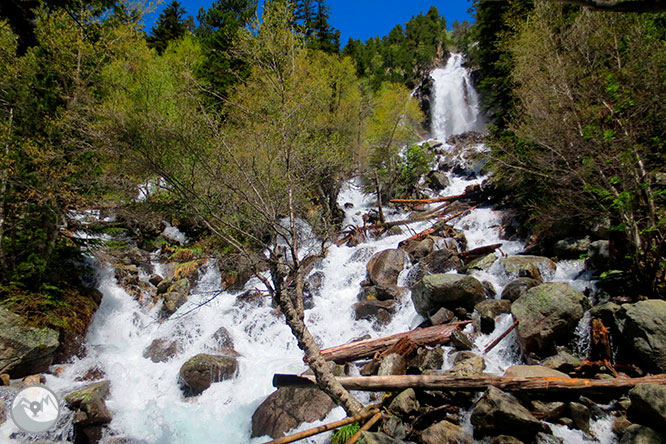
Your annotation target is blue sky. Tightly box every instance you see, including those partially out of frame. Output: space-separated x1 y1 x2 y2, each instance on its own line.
143 1 476 44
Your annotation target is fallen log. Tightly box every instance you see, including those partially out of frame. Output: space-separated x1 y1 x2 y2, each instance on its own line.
320 322 469 363
273 374 666 394
263 409 380 444
398 206 476 247
390 194 465 205
345 412 382 444
459 243 503 262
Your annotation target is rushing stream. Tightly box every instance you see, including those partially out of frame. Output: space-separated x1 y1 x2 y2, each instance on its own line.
1 54 616 444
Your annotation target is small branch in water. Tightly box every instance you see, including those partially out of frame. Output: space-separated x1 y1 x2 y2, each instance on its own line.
484 320 519 354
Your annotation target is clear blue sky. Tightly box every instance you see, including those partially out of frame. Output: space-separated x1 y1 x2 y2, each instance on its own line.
143 1 475 44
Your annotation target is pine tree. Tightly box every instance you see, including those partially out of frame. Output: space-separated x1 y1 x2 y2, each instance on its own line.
147 1 193 55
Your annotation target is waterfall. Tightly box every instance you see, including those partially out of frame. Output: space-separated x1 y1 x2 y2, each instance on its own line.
430 53 484 141
0 57 613 444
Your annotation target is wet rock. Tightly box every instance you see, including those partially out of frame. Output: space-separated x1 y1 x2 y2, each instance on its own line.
570 402 590 433
541 350 581 374
353 299 397 325
389 388 420 417
357 285 404 302
464 253 497 273
179 354 237 397
358 431 415 444
251 386 337 439
208 326 235 351
403 237 435 261
366 249 408 287
553 237 591 260
503 365 570 379
475 299 511 334
378 353 407 376
406 347 444 373
531 400 566 421
490 437 524 444
160 278 190 315
0 401 5 425
426 171 451 191
429 307 455 325
143 338 180 363
21 374 46 386
156 278 172 294
65 380 111 405
419 249 463 275
470 386 544 441
421 420 472 444
381 416 408 440
535 433 564 444
450 330 473 351
411 273 485 317
387 226 404 236
619 424 666 444
0 374 9 385
501 278 541 302
511 283 590 357
499 256 556 281
65 381 113 435
0 308 59 378
445 352 485 377
588 240 611 271
613 415 633 436
305 271 325 297
620 300 666 373
628 384 666 432
148 274 163 286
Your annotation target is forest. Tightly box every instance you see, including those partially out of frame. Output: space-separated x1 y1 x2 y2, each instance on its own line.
0 0 665 442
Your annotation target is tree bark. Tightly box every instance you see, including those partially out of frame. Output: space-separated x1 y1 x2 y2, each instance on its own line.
319 322 469 363
273 373 666 394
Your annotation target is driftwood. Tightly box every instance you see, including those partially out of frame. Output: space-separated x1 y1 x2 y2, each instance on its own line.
390 194 465 205
483 320 519 353
398 206 476 246
273 374 666 394
319 322 470 363
263 409 379 444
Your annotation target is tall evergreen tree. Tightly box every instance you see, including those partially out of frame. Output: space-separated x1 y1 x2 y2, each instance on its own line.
147 1 193 55
293 0 339 53
195 0 257 100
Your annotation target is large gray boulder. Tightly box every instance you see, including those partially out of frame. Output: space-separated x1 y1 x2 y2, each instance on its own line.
628 384 666 432
471 386 544 441
251 387 336 439
620 425 666 444
475 299 511 334
0 308 59 377
178 354 237 397
366 249 408 287
621 300 666 373
501 278 541 302
65 380 113 441
411 273 485 316
511 283 590 356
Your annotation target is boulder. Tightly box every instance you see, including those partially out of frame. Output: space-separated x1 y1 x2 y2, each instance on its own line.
503 365 570 379
421 420 472 444
426 171 451 191
419 249 463 275
156 278 172 294
470 386 544 441
353 300 397 325
569 402 590 433
450 330 473 351
143 338 180 363
178 354 237 397
501 278 541 302
541 350 581 374
0 308 59 378
366 249 408 287
148 274 163 286
429 307 455 326
620 300 666 373
388 388 419 417
511 283 590 357
475 299 512 334
208 326 234 351
357 285 404 302
490 437 524 444
403 238 435 260
531 400 566 421
619 425 666 444
65 381 113 433
406 347 444 373
628 384 666 432
553 237 591 260
378 353 406 376
161 278 190 315
445 352 485 377
251 386 336 439
411 273 485 317
587 240 611 271
499 256 556 281
0 400 5 425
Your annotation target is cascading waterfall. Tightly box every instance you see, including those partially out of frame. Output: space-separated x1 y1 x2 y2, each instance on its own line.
0 53 614 444
430 53 484 141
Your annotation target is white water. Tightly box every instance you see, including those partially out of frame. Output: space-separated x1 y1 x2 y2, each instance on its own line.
0 54 613 444
430 53 484 141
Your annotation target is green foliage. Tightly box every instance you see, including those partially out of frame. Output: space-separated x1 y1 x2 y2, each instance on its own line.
331 423 360 444
293 0 340 53
342 6 447 89
396 143 435 196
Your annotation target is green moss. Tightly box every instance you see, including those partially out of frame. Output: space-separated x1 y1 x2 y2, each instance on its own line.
105 240 128 249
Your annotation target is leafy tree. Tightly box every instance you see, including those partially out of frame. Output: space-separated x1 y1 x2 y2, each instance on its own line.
147 0 193 55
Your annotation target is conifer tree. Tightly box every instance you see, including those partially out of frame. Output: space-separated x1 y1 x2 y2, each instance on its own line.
147 1 193 55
